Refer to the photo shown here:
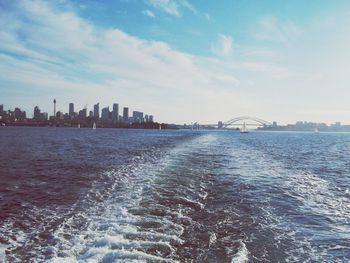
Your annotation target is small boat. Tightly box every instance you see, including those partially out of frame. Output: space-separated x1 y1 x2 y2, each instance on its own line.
78 123 80 129
240 122 248 133
92 122 96 130
159 124 162 130
314 127 319 133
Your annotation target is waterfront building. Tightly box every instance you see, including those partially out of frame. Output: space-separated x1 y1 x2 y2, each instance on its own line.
14 108 26 120
33 106 47 121
63 113 70 121
78 108 87 120
14 108 21 120
89 111 94 118
145 114 149 123
0 104 3 116
101 107 110 121
123 107 129 123
149 115 154 123
56 111 64 120
132 111 144 123
112 103 119 123
33 106 41 120
69 103 74 116
41 112 48 121
94 103 100 119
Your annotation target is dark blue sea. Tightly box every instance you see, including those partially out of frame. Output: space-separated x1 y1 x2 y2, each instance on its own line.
0 127 350 262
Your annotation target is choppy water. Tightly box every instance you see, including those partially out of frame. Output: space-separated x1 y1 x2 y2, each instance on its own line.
0 127 350 262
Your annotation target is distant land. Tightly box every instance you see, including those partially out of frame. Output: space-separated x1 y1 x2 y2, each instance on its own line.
0 101 177 129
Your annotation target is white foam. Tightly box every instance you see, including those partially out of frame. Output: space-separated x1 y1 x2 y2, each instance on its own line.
0 244 7 263
208 232 217 248
231 241 249 263
47 136 213 262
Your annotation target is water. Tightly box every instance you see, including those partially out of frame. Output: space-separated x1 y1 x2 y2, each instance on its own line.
0 127 350 262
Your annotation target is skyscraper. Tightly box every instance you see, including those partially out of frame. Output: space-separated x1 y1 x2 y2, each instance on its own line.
0 104 3 116
56 111 64 120
78 108 87 120
132 111 144 123
101 107 110 120
123 107 129 123
112 103 119 123
69 103 74 116
34 106 41 120
94 103 100 119
14 108 23 120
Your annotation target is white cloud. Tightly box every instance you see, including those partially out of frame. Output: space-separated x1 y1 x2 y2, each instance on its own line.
204 13 213 22
177 0 197 14
242 48 278 58
1 0 268 123
253 15 303 43
142 9 155 18
211 34 234 57
5 0 321 124
146 0 196 17
147 0 180 16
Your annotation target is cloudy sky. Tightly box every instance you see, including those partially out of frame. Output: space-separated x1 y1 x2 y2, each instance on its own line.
1 0 350 124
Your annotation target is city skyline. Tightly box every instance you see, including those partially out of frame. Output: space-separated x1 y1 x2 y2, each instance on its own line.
2 1 350 124
0 100 154 124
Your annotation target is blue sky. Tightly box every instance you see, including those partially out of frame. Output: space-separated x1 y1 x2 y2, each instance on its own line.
1 0 350 124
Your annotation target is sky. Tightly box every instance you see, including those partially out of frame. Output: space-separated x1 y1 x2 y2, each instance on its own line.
1 0 350 124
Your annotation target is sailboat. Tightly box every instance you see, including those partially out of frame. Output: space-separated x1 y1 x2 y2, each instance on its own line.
92 122 96 130
159 124 162 130
314 127 319 133
240 122 248 133
78 123 80 129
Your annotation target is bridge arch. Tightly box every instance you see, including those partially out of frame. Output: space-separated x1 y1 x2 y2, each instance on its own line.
223 116 272 128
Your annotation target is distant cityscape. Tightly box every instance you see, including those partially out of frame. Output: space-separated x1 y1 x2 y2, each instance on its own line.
258 121 350 132
2 101 350 132
0 100 168 129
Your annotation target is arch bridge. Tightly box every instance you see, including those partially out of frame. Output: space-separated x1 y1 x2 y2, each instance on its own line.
222 116 272 128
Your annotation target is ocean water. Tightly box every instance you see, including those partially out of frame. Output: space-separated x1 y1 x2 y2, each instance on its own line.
0 127 350 262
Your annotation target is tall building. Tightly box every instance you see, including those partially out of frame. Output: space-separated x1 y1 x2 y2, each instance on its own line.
94 103 100 119
123 107 129 123
89 110 94 118
34 106 41 120
14 108 26 120
56 111 64 120
0 104 3 116
132 111 144 123
149 115 154 123
101 107 110 120
41 112 48 121
78 108 87 120
14 108 20 119
69 103 74 116
112 103 119 123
